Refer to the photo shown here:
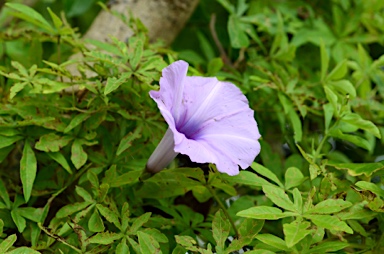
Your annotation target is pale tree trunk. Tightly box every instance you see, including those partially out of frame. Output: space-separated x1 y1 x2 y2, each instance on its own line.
64 0 199 91
85 0 199 45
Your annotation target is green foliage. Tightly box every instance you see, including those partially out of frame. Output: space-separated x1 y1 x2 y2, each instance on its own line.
0 0 384 253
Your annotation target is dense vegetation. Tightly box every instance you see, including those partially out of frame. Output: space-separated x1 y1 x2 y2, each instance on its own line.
0 0 383 253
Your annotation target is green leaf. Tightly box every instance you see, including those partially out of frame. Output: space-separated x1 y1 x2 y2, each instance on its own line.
47 7 62 29
10 82 28 99
237 206 296 220
0 179 11 208
108 170 142 188
245 250 275 254
216 0 235 14
0 234 17 253
211 178 237 196
64 114 90 133
5 3 54 33
20 142 37 203
329 129 370 150
251 163 284 188
328 80 357 98
327 59 348 80
116 125 142 156
328 161 384 176
88 209 105 233
262 185 297 212
228 15 249 48
137 169 203 198
0 135 23 149
87 232 123 245
207 58 224 76
11 209 26 233
355 181 384 198
320 41 329 81
130 38 143 70
283 220 312 248
226 219 264 253
306 199 352 214
212 210 231 253
138 231 161 253
285 167 305 189
255 234 290 251
71 139 88 169
337 202 376 220
307 241 349 253
304 214 353 233
323 103 334 131
341 113 381 138
104 76 125 96
75 186 93 202
116 238 129 254
47 152 72 174
7 247 41 254
292 188 303 214
288 110 303 143
96 204 121 229
56 202 92 218
129 212 152 234
277 93 303 142
324 86 338 113
220 170 272 187
35 133 72 152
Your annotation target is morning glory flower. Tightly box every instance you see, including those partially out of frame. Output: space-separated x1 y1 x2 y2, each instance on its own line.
146 60 261 176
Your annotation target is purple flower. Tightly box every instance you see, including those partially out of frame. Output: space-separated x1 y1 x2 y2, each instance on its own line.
146 60 261 176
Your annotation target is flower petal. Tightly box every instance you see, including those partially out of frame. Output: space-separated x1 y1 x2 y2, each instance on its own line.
177 78 250 138
176 108 260 175
156 60 188 123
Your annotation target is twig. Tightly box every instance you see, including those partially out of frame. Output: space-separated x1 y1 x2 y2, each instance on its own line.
209 13 233 67
38 223 82 253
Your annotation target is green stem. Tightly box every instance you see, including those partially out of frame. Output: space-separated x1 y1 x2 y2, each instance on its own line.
207 185 239 238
